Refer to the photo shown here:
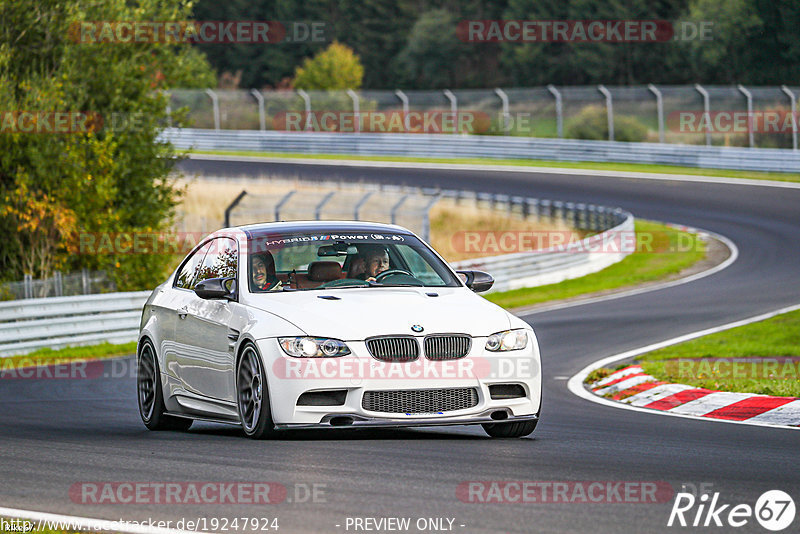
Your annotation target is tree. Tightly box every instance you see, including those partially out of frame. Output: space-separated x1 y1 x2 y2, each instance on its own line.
292 41 364 90
0 0 214 289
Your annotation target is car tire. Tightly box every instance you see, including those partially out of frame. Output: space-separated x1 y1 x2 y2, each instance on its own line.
236 343 277 439
481 417 538 438
137 340 193 432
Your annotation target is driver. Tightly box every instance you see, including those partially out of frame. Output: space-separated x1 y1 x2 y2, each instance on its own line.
250 252 281 292
353 245 390 282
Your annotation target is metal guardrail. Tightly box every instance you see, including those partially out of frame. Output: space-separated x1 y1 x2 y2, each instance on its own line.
0 292 150 356
163 128 800 172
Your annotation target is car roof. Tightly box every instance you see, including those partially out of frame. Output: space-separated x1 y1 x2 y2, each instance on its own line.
233 220 414 238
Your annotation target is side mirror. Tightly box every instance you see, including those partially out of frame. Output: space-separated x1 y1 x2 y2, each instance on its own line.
456 270 494 293
195 277 236 300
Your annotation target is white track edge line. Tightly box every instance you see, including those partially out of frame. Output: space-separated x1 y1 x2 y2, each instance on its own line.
515 225 738 317
567 302 800 431
0 506 198 534
188 153 800 190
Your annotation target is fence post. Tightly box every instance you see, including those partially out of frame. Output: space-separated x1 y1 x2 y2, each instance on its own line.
23 274 32 299
647 84 664 143
54 271 63 297
443 89 457 134
224 190 248 227
390 195 409 224
694 83 711 146
421 194 441 242
354 191 374 220
395 90 410 131
781 85 798 151
547 85 563 138
346 89 360 133
315 191 336 219
205 89 220 131
82 268 90 295
494 88 510 135
598 85 614 141
250 89 266 131
161 90 172 128
297 89 312 131
274 190 296 221
737 84 754 148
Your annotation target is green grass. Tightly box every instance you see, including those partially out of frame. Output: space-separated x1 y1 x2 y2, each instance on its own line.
637 309 800 397
195 149 800 183
484 220 707 309
2 342 137 370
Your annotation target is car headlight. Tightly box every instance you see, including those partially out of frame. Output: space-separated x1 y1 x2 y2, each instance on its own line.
278 337 351 358
485 329 528 352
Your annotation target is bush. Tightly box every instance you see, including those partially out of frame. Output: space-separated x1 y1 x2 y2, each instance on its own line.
565 105 648 142
293 42 364 90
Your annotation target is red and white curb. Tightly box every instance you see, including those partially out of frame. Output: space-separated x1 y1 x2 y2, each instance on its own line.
588 365 800 427
568 303 800 431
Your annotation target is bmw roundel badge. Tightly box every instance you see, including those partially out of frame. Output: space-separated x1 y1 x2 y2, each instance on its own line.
411 325 424 333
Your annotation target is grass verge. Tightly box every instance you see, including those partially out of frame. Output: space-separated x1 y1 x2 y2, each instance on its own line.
195 149 800 183
485 220 707 309
636 310 800 397
2 342 137 370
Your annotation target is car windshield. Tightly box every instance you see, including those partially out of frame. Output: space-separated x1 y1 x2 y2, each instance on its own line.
246 230 460 291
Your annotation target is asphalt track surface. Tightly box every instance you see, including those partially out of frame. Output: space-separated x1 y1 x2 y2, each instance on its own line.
2 158 799 534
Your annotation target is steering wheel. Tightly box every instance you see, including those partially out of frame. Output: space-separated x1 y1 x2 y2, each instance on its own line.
375 269 413 282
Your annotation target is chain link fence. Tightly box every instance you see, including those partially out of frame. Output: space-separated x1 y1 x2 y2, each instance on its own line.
0 270 115 301
167 85 800 149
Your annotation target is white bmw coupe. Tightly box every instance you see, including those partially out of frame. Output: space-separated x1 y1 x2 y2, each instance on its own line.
137 221 541 438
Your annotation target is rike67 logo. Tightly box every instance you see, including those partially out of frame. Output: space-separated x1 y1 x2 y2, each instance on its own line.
668 490 795 531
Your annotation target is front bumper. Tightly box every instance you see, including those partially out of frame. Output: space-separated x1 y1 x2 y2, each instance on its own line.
257 335 542 426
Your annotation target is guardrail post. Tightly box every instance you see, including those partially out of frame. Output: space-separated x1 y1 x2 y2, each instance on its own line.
315 191 336 219
494 88 510 135
598 85 614 141
395 90 410 132
390 194 409 224
648 84 665 143
353 191 374 220
250 89 266 131
297 89 312 131
224 190 248 227
205 89 220 131
275 190 295 221
695 83 711 146
346 89 360 133
737 84 754 147
781 85 798 151
547 85 563 138
443 89 457 134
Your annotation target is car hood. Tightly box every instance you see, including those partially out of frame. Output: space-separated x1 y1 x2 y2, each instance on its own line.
245 287 512 340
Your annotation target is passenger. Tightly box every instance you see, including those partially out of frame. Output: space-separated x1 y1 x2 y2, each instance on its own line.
250 252 281 292
353 245 390 282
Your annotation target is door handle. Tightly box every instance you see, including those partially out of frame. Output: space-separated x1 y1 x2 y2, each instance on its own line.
177 306 188 320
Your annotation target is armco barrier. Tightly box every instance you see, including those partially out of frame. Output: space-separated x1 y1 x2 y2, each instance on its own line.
163 128 800 173
0 292 150 357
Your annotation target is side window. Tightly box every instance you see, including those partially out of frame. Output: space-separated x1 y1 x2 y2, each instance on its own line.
175 242 211 289
195 238 238 285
